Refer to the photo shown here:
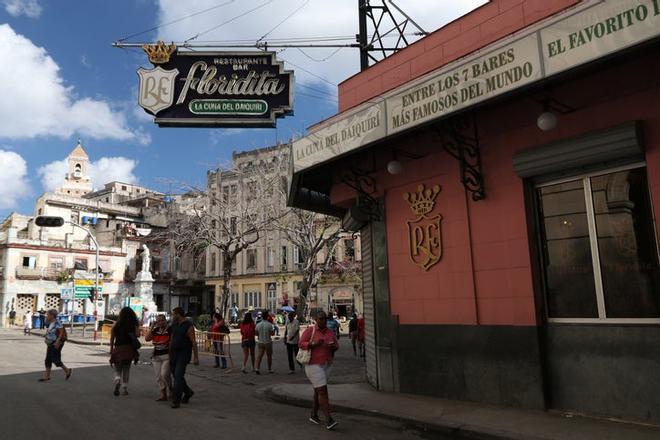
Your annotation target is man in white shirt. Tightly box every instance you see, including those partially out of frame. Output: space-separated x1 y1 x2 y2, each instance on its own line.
24 310 33 335
284 311 301 374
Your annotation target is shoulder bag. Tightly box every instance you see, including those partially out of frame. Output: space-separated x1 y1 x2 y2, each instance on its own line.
296 326 316 365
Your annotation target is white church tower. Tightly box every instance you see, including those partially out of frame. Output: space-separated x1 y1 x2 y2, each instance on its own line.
57 140 93 196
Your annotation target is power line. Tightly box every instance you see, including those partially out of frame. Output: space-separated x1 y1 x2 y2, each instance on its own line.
278 52 336 86
257 0 310 43
297 83 337 98
186 0 276 43
297 91 338 103
296 47 344 62
117 0 235 42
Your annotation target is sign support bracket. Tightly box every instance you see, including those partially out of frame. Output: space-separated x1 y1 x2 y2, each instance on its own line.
436 114 485 201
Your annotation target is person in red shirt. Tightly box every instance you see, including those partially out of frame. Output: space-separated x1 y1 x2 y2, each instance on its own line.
299 311 339 430
239 312 256 374
357 314 366 360
145 314 171 401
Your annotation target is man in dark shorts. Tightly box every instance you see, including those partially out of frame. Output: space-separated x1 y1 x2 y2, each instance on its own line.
169 307 199 409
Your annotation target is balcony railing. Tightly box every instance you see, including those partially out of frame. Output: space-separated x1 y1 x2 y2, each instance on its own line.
16 267 46 280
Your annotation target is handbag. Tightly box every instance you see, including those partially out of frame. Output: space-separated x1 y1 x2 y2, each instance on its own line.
128 332 142 350
296 326 316 365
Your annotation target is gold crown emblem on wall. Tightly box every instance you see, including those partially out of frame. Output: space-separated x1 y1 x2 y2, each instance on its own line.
142 41 177 64
403 184 441 216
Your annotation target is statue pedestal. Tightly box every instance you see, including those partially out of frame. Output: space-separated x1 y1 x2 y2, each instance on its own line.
134 270 156 312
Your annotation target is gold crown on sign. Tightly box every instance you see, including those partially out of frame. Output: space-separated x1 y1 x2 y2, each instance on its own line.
403 184 441 216
142 41 177 64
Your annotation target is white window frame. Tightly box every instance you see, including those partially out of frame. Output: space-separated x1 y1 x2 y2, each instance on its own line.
537 162 660 324
267 248 275 267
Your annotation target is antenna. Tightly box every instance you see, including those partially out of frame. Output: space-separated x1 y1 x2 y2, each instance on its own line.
357 0 427 70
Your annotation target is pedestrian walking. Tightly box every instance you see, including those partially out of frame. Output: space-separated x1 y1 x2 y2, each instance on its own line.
299 311 339 430
169 307 199 409
266 310 280 337
326 313 340 339
284 311 301 374
210 313 229 369
357 314 366 360
109 307 140 396
145 314 171 401
348 313 359 356
255 309 275 374
24 310 33 335
240 312 256 374
39 309 72 382
38 309 47 329
8 309 16 327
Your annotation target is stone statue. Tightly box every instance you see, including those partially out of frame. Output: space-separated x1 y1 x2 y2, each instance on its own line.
141 244 151 273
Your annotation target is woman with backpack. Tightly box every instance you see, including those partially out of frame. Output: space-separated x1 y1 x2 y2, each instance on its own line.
39 309 72 382
109 307 140 396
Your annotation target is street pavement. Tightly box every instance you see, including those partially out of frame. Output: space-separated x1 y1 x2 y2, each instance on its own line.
0 328 444 440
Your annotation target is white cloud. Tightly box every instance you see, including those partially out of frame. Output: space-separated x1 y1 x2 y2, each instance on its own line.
89 157 140 188
0 150 31 209
0 24 147 143
38 157 140 192
155 0 489 86
80 54 92 69
3 0 41 18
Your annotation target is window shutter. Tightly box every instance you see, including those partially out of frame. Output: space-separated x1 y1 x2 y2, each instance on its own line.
513 121 643 180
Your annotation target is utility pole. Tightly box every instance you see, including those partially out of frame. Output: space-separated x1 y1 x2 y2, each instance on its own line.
358 0 369 71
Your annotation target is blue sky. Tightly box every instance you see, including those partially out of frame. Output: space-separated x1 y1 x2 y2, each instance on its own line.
0 0 486 218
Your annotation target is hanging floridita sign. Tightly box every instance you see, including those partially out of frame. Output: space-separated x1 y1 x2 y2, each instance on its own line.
137 41 294 127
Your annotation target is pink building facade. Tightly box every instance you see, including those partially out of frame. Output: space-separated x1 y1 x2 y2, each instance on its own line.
290 0 660 422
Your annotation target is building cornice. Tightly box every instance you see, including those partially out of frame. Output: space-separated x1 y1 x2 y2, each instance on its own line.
0 243 126 257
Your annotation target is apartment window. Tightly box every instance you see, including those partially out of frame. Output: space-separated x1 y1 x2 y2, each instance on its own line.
230 217 237 235
267 248 275 267
246 249 257 270
244 291 262 308
281 246 288 267
537 166 660 322
122 185 127 190
210 252 217 275
74 258 88 270
293 246 302 265
49 257 64 271
22 256 36 268
247 181 257 201
222 186 230 203
267 283 277 311
231 292 240 308
345 239 355 259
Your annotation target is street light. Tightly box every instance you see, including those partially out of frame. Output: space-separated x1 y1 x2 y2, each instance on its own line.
35 216 101 341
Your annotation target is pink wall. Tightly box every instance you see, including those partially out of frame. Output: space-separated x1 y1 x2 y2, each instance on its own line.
338 0 581 112
332 52 660 327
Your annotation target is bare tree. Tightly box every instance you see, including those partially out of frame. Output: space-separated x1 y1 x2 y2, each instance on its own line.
274 207 344 318
160 157 287 316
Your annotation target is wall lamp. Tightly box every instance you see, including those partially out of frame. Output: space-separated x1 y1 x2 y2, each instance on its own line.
536 97 575 132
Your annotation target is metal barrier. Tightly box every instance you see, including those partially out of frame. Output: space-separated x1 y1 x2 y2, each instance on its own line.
195 330 234 369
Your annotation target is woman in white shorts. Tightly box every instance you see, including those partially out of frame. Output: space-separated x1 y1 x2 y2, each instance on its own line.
299 311 339 430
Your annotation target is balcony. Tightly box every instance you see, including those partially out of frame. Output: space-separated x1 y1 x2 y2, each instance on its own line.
16 267 44 280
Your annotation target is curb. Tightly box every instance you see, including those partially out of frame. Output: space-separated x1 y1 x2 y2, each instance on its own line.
257 385 548 440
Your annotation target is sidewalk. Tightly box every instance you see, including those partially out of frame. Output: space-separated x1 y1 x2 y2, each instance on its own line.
260 382 660 440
